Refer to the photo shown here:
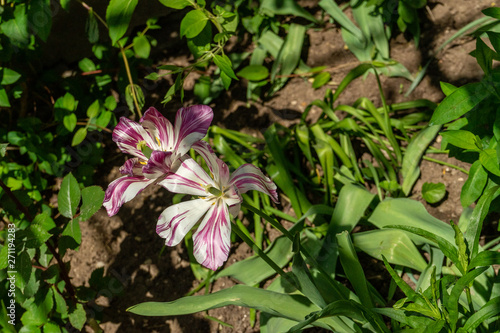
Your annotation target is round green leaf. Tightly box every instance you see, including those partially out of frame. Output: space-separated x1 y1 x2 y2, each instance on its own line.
180 10 208 39
72 127 88 147
86 100 100 118
63 113 77 132
422 182 446 204
133 35 151 59
237 65 269 81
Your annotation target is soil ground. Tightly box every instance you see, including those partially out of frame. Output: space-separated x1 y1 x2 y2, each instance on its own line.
62 0 494 332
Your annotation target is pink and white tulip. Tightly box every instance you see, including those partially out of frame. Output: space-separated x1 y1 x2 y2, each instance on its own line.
157 150 278 271
103 105 213 216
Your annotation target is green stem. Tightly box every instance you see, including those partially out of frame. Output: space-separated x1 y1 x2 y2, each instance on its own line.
422 156 469 175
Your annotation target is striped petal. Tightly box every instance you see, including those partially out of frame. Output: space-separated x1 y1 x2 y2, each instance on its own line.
159 158 214 196
193 201 232 271
140 107 174 151
119 158 143 177
103 176 155 216
113 117 158 159
156 198 212 247
192 140 218 175
174 105 213 156
142 151 174 179
229 164 279 203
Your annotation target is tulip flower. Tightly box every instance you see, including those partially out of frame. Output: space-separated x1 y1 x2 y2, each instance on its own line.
103 105 213 216
156 148 278 271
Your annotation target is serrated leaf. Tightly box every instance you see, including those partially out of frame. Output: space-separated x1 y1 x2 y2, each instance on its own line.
106 0 138 45
237 65 269 81
72 127 88 147
57 173 81 219
79 186 105 220
180 9 208 38
68 303 86 330
63 113 77 132
62 219 82 245
422 182 446 204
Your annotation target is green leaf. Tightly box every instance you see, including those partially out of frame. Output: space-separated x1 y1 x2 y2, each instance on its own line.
332 63 373 101
79 186 105 220
312 72 331 89
79 58 96 72
401 125 441 196
213 54 238 80
86 100 100 118
479 149 500 176
440 81 458 96
464 185 500 259
57 173 81 219
86 10 99 43
106 0 138 45
187 22 212 59
0 88 10 107
260 0 319 23
461 296 500 331
158 0 191 9
475 38 494 74
0 143 8 157
62 219 82 245
1 5 29 46
270 24 305 83
319 0 363 41
461 160 488 207
63 113 77 132
237 65 269 81
17 251 32 292
72 127 88 147
0 68 22 85
29 0 52 42
353 229 428 271
125 84 145 114
440 130 479 150
133 35 151 59
451 221 469 275
422 182 446 204
68 303 86 330
469 250 500 269
180 9 208 38
429 82 490 125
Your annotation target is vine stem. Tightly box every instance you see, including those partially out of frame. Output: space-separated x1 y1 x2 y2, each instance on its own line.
0 178 77 301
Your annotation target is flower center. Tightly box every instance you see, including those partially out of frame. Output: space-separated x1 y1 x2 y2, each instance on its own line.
207 186 222 197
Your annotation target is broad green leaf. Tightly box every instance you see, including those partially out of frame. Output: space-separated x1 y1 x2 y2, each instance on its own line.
429 82 490 126
26 224 51 248
128 285 320 320
401 125 441 195
86 10 99 43
180 10 208 38
0 88 10 107
17 251 32 292
312 72 331 89
461 161 488 207
213 54 238 80
353 229 428 272
270 24 305 84
0 68 21 85
29 0 52 41
79 186 105 221
352 1 389 59
461 296 500 332
186 22 212 59
133 35 151 59
237 65 269 81
79 58 96 72
369 198 455 245
106 0 138 45
319 0 363 41
1 5 29 46
483 7 500 19
86 100 100 118
158 0 191 9
440 81 458 96
464 185 500 259
63 113 77 132
422 182 446 204
72 127 87 147
57 173 81 219
475 38 494 74
448 267 489 331
479 149 500 176
260 0 319 23
468 250 500 269
440 130 479 151
68 303 86 330
337 231 373 307
62 219 82 245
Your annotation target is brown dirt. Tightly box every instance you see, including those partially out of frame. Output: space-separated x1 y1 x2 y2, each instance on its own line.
63 0 494 332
